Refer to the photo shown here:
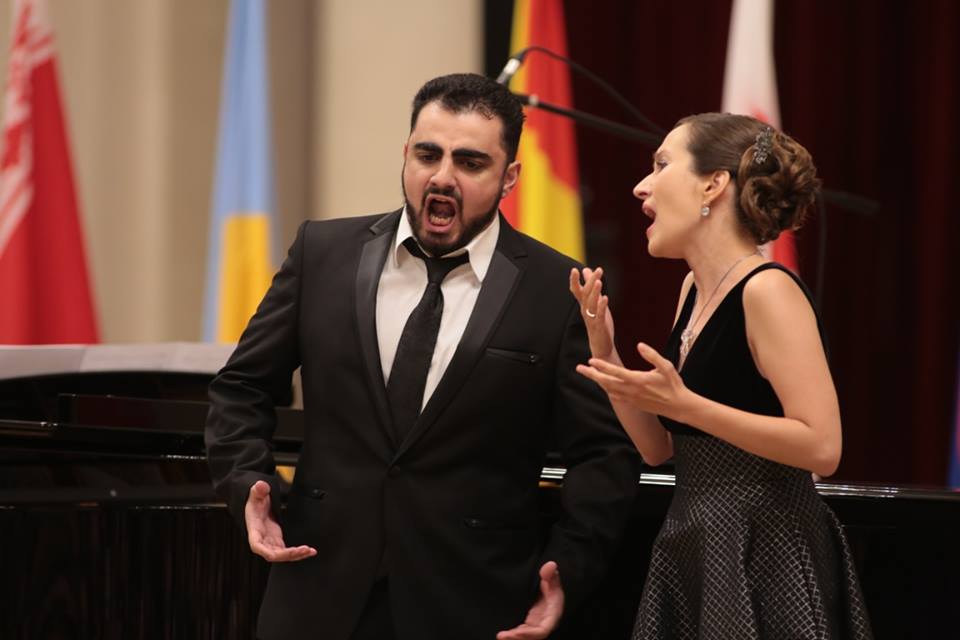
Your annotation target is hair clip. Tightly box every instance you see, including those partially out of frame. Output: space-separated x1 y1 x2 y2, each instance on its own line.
753 127 773 164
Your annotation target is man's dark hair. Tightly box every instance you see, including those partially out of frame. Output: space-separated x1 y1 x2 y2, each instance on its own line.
410 73 525 163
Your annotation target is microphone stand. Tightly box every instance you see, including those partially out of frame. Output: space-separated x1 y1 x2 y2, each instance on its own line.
514 92 662 147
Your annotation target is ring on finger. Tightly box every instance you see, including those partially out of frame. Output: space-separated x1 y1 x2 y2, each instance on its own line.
585 308 597 318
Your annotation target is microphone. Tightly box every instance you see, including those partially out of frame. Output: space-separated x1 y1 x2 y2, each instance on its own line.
496 48 529 85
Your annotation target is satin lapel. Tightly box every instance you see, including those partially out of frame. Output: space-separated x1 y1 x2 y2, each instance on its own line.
394 217 526 459
355 211 400 447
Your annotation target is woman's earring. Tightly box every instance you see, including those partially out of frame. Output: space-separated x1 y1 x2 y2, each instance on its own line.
700 204 710 217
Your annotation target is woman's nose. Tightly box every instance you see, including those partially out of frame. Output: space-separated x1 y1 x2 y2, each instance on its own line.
633 174 652 200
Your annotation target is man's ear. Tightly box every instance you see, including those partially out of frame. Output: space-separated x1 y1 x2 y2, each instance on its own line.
501 161 521 198
702 169 732 205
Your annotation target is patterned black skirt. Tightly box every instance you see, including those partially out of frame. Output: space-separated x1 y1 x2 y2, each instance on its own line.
633 435 873 640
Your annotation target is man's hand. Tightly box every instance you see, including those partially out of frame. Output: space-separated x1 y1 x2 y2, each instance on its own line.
496 561 565 640
244 480 317 562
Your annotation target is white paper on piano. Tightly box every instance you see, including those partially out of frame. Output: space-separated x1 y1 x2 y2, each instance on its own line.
0 345 87 379
0 343 235 380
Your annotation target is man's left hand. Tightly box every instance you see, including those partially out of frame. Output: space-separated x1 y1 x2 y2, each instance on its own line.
496 561 564 640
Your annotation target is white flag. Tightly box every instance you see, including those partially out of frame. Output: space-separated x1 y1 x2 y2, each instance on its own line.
721 0 797 270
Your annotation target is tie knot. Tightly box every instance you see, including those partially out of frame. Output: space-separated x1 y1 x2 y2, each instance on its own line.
403 238 469 285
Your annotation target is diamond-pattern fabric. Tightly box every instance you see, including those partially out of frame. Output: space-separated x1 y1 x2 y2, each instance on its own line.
633 435 873 639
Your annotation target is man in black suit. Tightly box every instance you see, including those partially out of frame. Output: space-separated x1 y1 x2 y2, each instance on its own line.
205 73 640 640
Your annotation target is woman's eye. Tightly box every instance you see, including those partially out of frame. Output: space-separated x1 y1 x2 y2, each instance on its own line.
655 161 668 170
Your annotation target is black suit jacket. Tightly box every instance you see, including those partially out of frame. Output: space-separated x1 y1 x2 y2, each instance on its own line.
206 211 640 640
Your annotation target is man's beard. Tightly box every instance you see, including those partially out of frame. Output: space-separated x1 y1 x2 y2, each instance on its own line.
401 170 505 256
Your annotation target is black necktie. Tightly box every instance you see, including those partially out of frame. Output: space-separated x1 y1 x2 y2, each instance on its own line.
387 238 470 443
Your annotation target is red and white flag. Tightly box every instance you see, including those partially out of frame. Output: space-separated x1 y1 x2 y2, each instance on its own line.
0 0 97 344
721 0 797 271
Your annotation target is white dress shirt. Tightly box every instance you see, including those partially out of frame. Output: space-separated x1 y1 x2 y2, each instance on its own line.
376 209 500 409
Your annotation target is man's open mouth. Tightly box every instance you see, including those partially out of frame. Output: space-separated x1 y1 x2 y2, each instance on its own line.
425 195 458 228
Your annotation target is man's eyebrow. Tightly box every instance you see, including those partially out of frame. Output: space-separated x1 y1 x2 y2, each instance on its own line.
413 142 442 153
411 143 493 163
452 148 492 162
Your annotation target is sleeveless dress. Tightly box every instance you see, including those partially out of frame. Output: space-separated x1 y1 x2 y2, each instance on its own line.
632 263 873 640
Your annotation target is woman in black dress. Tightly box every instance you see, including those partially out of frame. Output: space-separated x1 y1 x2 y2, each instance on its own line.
570 113 872 639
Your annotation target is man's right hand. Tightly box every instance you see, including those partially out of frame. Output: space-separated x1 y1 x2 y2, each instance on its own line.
244 480 317 562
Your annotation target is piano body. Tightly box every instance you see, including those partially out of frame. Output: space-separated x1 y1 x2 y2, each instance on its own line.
0 345 957 639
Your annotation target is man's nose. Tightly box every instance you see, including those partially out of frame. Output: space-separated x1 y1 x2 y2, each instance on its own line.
429 158 456 190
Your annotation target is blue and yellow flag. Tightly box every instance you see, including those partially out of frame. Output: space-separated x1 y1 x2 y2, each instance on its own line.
203 0 276 343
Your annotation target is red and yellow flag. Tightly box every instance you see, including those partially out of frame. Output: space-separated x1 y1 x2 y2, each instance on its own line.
500 0 584 262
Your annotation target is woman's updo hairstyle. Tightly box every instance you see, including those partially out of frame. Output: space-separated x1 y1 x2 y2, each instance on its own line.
676 113 821 243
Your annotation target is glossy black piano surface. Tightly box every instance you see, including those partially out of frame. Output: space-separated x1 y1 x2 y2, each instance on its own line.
1 370 958 639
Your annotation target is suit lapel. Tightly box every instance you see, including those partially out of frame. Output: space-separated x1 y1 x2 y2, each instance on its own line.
355 210 401 447
395 216 526 459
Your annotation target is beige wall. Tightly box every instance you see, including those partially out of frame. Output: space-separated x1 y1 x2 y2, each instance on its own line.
0 0 483 342
312 1 483 219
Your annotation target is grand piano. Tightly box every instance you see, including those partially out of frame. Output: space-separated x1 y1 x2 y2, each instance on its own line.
1 345 957 639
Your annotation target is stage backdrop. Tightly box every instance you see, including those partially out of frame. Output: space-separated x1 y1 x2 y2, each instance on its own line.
486 0 960 485
0 0 483 344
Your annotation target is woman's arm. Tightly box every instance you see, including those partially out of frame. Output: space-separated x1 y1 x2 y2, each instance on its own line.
569 267 674 467
734 268 841 474
578 268 841 476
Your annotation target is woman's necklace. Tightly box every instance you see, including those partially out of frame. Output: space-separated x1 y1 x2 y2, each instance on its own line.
679 250 760 363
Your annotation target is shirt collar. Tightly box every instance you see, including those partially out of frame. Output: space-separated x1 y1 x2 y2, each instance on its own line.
393 206 500 282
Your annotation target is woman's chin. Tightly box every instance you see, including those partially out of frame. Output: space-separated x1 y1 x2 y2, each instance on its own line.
646 239 664 258
646 239 682 260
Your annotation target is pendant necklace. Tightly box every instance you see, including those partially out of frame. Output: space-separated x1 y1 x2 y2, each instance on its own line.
679 250 760 364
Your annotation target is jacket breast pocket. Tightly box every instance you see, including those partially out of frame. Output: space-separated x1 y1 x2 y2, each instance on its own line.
485 347 541 365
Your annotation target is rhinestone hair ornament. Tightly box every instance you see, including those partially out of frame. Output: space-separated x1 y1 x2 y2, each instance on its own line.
753 127 774 164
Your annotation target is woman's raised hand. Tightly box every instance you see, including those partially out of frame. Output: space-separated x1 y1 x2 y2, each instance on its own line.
576 343 690 419
569 267 618 363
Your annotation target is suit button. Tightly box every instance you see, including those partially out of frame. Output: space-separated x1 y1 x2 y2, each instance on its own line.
388 466 401 478
309 489 326 499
